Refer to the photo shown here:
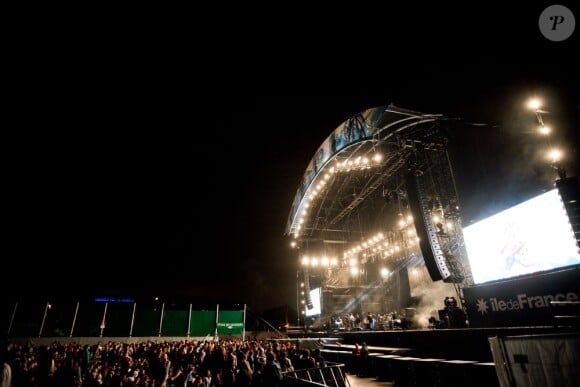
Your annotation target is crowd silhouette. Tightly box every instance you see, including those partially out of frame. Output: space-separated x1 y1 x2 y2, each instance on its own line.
1 338 328 387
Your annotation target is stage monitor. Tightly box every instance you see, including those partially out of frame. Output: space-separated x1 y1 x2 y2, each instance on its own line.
463 188 580 284
305 287 322 317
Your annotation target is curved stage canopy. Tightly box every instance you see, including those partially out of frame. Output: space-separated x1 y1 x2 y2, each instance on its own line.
286 104 579 330
284 104 475 325
286 104 448 238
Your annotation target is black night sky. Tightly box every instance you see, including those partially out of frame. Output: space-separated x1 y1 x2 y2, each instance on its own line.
4 3 579 312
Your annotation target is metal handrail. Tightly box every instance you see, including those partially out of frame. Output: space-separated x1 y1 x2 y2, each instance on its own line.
283 362 351 387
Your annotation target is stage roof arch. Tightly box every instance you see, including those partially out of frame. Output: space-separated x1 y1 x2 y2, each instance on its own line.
285 104 448 238
286 103 477 324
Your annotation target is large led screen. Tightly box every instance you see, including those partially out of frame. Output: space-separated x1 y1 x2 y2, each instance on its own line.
305 287 322 317
463 189 580 284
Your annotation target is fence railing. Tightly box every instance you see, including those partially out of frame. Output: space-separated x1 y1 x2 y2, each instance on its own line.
2 300 245 338
283 362 351 387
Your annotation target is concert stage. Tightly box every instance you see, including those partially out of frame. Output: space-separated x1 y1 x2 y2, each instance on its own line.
284 105 579 342
335 326 579 362
283 106 580 386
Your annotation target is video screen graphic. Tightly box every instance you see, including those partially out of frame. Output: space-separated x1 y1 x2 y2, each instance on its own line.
305 287 322 316
463 189 580 284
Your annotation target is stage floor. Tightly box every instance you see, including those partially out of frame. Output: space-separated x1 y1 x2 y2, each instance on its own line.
346 373 394 387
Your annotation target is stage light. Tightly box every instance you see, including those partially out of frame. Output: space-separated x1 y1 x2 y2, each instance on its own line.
380 268 390 278
548 148 562 162
528 98 541 110
539 125 551 135
290 241 297 248
525 97 567 179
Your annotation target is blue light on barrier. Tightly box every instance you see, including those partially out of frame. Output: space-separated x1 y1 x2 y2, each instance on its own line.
94 297 135 303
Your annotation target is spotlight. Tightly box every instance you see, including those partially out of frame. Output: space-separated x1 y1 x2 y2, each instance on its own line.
527 98 541 110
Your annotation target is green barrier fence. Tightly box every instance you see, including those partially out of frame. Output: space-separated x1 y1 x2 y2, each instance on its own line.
2 300 246 339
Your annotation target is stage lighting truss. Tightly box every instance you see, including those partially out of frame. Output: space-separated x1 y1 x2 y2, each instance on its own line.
288 105 474 315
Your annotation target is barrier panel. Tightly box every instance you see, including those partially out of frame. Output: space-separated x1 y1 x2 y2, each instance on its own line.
3 300 245 338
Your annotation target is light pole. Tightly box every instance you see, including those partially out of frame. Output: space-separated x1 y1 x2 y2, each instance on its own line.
296 270 301 327
527 97 566 179
292 240 303 327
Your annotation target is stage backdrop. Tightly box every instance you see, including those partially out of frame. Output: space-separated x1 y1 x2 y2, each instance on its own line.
464 266 580 328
